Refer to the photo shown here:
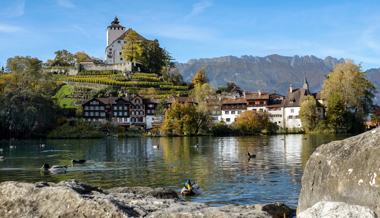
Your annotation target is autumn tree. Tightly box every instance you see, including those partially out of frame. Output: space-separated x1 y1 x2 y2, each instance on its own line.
299 95 318 132
74 51 90 66
160 102 196 135
121 29 140 64
321 59 376 115
192 68 209 86
0 56 58 139
234 110 272 133
190 83 215 135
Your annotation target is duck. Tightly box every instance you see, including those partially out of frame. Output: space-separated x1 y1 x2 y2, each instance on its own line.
153 144 159 149
40 144 45 148
71 159 86 164
0 156 4 159
181 179 201 195
0 148 3 152
194 144 199 148
40 163 68 172
247 152 256 158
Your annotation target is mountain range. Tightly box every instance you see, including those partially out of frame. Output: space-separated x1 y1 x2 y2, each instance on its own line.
176 54 380 103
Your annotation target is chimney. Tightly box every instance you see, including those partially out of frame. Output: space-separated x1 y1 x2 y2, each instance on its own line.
258 90 261 96
290 84 293 93
243 91 246 99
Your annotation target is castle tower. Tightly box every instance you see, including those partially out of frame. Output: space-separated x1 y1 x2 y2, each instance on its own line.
106 16 125 46
303 73 309 90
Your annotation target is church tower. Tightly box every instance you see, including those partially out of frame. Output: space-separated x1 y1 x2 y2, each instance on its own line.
106 16 126 46
303 73 309 90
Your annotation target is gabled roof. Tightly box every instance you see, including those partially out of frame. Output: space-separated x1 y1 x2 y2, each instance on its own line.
245 91 270 100
222 98 247 104
284 87 323 107
106 28 147 51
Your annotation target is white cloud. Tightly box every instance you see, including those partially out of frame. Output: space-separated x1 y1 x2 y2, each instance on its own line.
185 0 212 19
0 24 24 33
57 0 75 8
0 0 25 17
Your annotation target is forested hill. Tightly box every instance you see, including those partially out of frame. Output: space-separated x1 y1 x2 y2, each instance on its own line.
175 54 345 95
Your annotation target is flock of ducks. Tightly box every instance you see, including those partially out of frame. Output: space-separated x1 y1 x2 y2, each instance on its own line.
1 141 258 197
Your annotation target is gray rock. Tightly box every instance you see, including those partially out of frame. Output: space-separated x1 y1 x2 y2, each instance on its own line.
0 180 292 218
297 201 377 218
297 127 380 215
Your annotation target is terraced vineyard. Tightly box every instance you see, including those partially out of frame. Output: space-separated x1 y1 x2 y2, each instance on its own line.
52 70 190 100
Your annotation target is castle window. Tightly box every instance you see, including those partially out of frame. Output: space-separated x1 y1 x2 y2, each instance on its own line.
118 40 120 43
109 52 112 54
109 48 112 50
119 52 122 55
120 58 123 60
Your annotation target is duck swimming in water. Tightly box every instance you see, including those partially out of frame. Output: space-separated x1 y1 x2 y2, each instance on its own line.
247 152 256 158
181 179 201 195
153 144 159 149
71 159 86 164
40 164 68 172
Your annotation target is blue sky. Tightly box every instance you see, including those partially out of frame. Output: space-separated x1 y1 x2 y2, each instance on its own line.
1 0 380 70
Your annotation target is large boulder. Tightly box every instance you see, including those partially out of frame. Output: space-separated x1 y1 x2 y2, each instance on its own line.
297 201 377 218
297 127 380 215
0 179 292 218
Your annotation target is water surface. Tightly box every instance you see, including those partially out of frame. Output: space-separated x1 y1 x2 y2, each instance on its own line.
0 134 353 208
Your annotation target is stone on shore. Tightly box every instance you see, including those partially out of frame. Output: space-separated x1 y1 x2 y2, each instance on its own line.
297 127 380 215
0 179 293 218
297 201 377 218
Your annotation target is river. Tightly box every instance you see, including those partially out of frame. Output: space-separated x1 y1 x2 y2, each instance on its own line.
0 134 353 208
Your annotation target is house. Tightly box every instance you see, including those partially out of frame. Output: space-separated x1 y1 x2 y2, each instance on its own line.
283 75 324 129
105 17 146 64
221 97 248 125
246 91 270 112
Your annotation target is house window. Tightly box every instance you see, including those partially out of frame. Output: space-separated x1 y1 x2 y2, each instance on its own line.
84 112 89 116
279 108 281 111
147 110 151 114
140 111 144 115
212 117 218 120
217 111 221 114
124 112 128 116
136 99 140 103
95 106 99 110
109 48 112 51
131 105 135 109
95 112 99 116
148 104 154 108
119 52 122 55
119 106 123 110
124 106 128 110
252 109 257 111
238 111 241 114
288 115 293 119
242 105 245 108
231 111 236 114
120 58 123 60
152 109 155 114
291 109 294 113
113 112 117 116
84 106 89 110
131 118 135 122
124 41 127 43
118 40 121 43
119 112 123 116
113 106 118 110
140 105 144 109
101 112 105 117
212 111 216 115
100 106 104 110
90 106 94 110
90 112 94 116
225 111 229 114
213 106 218 109
132 111 135 115
119 100 123 105
226 118 231 122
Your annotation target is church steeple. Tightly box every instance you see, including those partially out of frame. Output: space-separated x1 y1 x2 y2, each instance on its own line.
303 73 309 90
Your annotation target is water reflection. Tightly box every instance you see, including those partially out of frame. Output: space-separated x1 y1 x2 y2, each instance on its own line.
0 134 353 208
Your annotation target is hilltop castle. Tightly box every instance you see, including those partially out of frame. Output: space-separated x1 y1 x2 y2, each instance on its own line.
105 17 146 65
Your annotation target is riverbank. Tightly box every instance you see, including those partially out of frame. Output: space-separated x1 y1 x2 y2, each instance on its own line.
0 180 295 218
